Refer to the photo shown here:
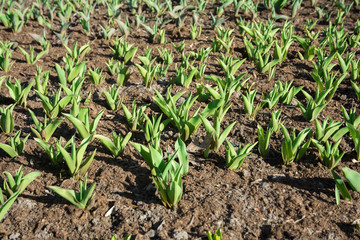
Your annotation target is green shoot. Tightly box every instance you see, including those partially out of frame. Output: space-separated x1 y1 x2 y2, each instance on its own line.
225 140 257 170
63 109 105 140
6 77 34 107
95 132 132 159
0 130 29 158
29 109 63 142
121 101 148 131
257 125 273 158
281 125 311 165
2 165 41 197
0 104 15 134
49 174 96 209
57 136 96 178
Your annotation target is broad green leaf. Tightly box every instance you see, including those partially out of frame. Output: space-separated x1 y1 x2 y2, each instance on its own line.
0 144 18 158
332 170 351 202
0 191 20 221
48 186 83 208
63 113 90 140
343 167 360 191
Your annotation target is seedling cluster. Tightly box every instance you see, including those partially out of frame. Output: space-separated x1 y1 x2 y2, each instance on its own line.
0 0 360 239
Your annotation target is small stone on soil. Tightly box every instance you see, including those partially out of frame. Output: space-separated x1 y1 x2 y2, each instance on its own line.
173 230 188 240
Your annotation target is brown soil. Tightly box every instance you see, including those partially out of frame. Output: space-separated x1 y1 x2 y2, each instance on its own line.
0 0 360 239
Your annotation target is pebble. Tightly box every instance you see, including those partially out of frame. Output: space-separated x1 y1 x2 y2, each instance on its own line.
229 217 239 228
173 230 188 240
242 169 250 178
9 232 21 240
16 198 36 210
145 229 156 238
91 217 100 225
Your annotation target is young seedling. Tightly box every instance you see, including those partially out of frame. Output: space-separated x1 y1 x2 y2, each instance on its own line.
132 138 188 208
208 229 223 240
29 29 49 50
257 125 273 158
215 26 235 53
0 165 40 220
105 58 119 76
261 84 283 109
297 89 331 122
351 56 360 81
100 24 116 41
18 44 49 64
191 47 211 62
0 130 29 158
274 0 287 11
34 137 72 166
294 36 316 60
281 125 311 165
141 114 170 151
0 76 4 91
6 78 34 107
341 106 360 126
311 69 346 102
152 160 183 208
2 165 41 197
273 33 293 63
121 101 148 131
199 105 236 157
337 52 355 74
95 132 132 159
34 66 50 95
314 118 342 143
28 109 63 142
49 174 96 209
55 61 87 84
173 66 199 88
78 11 91 35
320 23 348 54
64 41 90 64
131 137 188 176
134 57 160 88
0 48 13 72
0 189 20 221
117 62 131 86
204 73 247 105
277 81 303 105
269 110 282 135
57 136 96 178
0 104 15 134
157 48 173 78
190 23 201 40
153 87 223 141
242 89 261 120
36 89 72 120
103 85 122 111
88 67 105 84
172 40 185 54
312 139 344 170
180 52 194 70
63 109 105 140
291 0 303 18
254 52 279 75
346 123 360 161
351 81 360 102
332 167 360 205
196 83 213 102
225 140 257 170
110 37 138 63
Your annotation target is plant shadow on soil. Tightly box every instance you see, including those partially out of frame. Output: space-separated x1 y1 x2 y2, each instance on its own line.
266 175 334 203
